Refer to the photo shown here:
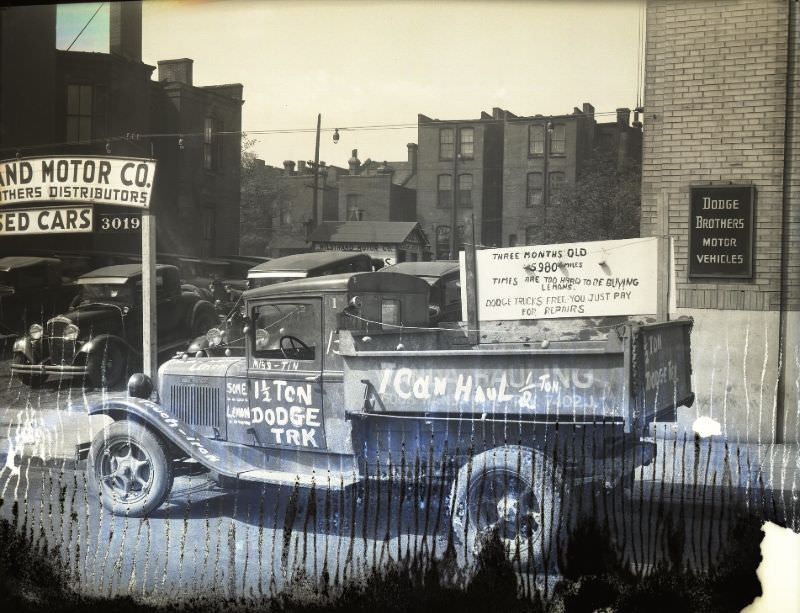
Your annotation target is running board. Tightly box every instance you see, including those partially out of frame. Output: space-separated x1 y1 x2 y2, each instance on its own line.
237 468 359 489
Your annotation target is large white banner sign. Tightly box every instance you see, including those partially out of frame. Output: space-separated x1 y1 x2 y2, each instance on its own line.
464 237 659 321
0 156 156 208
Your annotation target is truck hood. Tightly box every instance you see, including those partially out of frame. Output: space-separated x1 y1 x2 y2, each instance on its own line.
158 355 245 383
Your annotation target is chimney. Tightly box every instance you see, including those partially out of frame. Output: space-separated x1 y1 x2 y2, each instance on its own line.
283 160 295 175
407 143 418 172
348 149 361 175
582 103 595 120
158 59 193 86
110 1 142 61
616 108 631 128
297 160 307 174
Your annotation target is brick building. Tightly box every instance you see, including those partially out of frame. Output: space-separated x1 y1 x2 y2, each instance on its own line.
337 146 417 222
416 111 504 259
415 106 641 257
0 2 243 258
240 159 343 258
642 0 798 442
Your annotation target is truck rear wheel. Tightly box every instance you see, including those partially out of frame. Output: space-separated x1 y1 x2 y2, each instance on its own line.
450 446 564 572
88 421 174 517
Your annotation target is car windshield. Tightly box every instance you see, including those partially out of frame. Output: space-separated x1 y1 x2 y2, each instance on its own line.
78 283 134 304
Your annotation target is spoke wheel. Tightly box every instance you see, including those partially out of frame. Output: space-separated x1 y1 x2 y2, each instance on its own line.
87 342 127 390
451 446 564 573
88 421 173 517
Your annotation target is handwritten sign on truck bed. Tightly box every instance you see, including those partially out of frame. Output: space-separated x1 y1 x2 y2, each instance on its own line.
464 237 658 321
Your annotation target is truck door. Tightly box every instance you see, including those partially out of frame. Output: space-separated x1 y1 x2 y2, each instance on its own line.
238 299 327 451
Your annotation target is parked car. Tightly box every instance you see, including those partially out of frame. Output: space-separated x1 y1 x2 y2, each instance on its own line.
10 264 218 389
187 251 376 357
0 256 79 337
379 260 461 324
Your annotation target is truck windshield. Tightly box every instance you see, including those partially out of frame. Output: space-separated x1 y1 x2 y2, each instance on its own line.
252 302 320 361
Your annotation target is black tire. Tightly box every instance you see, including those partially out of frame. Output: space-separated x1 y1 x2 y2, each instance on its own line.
450 446 565 572
192 308 218 338
87 342 127 390
11 353 47 388
88 421 174 517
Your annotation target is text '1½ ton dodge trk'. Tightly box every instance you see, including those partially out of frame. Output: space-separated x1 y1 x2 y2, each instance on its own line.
81 269 693 568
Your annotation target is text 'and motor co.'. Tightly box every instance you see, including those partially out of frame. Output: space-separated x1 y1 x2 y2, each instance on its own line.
0 156 156 208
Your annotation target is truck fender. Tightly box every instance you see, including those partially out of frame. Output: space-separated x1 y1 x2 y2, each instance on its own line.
87 398 233 476
77 334 139 358
191 300 218 332
12 336 35 362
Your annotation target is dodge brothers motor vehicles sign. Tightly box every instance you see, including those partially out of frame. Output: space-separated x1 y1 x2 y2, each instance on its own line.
0 155 156 208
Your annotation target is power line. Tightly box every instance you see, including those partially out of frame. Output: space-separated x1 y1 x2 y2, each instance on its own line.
66 3 105 52
0 109 631 157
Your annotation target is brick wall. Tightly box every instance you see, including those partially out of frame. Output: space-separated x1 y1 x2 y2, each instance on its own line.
642 0 792 311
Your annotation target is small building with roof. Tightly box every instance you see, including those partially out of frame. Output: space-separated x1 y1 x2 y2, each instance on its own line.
308 221 431 266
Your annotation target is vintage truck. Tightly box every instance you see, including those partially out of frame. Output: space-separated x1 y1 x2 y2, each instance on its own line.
82 269 693 566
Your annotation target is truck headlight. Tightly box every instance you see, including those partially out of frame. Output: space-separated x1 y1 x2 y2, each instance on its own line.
206 327 224 347
64 324 80 341
29 323 43 340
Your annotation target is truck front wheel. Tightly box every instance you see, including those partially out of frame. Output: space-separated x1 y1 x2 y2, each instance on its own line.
450 446 564 572
88 421 174 517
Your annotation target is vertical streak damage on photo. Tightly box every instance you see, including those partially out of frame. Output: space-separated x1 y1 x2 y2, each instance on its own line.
0 0 797 611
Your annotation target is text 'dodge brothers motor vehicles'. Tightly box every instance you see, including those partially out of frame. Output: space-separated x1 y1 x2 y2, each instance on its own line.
81 269 694 569
11 264 217 389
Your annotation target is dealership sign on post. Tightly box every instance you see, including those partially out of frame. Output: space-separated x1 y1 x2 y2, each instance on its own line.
0 156 156 208
464 237 659 321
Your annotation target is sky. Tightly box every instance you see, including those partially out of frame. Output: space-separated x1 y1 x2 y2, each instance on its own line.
56 0 645 168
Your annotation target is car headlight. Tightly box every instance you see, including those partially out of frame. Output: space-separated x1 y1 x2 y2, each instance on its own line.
64 324 80 341
29 323 43 340
206 327 224 347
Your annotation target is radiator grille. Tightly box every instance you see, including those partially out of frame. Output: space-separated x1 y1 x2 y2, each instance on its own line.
169 385 223 429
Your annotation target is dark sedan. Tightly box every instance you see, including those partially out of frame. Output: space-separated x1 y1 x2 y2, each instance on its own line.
10 264 217 389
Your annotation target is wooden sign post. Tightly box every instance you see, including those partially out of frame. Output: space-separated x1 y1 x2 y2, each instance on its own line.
141 211 157 378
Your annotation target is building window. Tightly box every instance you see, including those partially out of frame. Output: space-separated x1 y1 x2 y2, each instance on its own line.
457 174 473 208
508 234 518 247
525 225 537 245
549 171 565 204
550 124 566 155
528 124 545 155
439 128 454 160
526 173 543 207
204 116 220 170
346 194 363 220
437 175 452 208
459 128 474 158
66 84 93 143
435 225 451 260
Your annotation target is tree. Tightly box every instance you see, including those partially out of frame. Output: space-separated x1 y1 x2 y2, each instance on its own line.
540 151 641 245
239 134 288 255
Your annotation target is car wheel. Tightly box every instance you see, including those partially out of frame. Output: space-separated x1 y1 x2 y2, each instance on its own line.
87 342 127 390
450 446 565 573
11 354 47 388
88 421 174 517
192 309 218 337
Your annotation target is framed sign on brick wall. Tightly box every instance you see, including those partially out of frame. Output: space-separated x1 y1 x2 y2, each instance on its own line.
688 185 755 279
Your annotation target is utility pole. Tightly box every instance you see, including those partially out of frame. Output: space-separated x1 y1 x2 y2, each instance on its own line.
312 113 321 231
449 126 459 259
